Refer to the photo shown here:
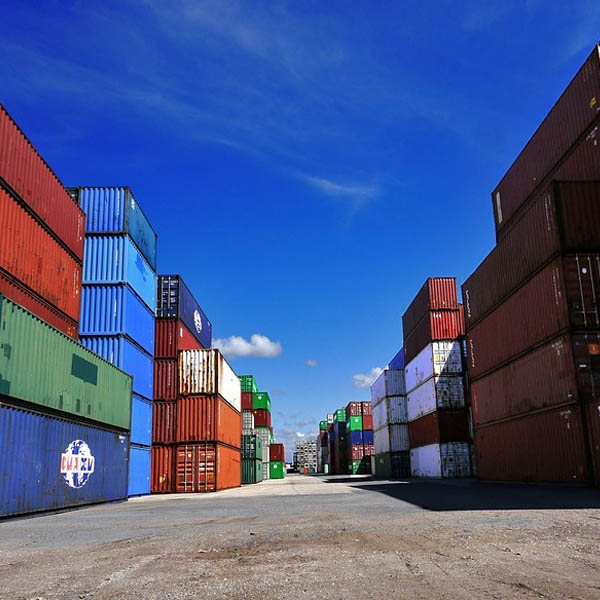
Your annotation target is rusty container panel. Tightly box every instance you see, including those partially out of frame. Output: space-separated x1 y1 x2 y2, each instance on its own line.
154 359 177 400
151 445 174 493
175 395 241 448
0 103 85 261
155 319 203 359
241 392 253 411
0 268 77 339
270 443 285 462
152 401 176 444
0 188 81 322
346 402 361 417
474 405 590 483
175 442 241 492
408 410 470 449
492 45 600 237
252 408 271 428
404 310 463 364
402 277 459 339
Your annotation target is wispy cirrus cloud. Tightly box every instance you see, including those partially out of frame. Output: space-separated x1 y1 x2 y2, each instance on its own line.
214 334 282 359
305 359 319 367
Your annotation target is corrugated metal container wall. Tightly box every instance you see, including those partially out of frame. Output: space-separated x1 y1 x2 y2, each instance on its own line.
76 186 157 270
410 442 472 478
154 359 177 400
252 408 271 428
82 235 156 312
572 332 600 402
389 396 409 424
262 461 270 480
492 46 600 237
408 410 470 448
154 319 202 359
474 405 590 483
404 341 463 393
375 424 409 453
404 310 463 364
0 188 82 321
0 103 85 260
176 395 241 448
128 445 151 496
362 401 373 415
80 335 153 400
374 427 390 454
80 284 155 356
0 296 132 429
363 414 374 430
407 376 466 421
583 400 600 485
270 444 285 462
242 459 263 484
346 402 361 416
242 411 254 431
175 443 241 492
0 403 128 517
151 445 174 493
402 278 459 338
0 269 77 339
157 275 212 349
179 349 241 411
370 369 406 404
130 394 152 446
241 392 253 411
389 347 405 369
152 401 175 444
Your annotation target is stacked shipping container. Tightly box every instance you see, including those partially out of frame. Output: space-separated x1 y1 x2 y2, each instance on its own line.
241 433 263 484
240 375 267 484
346 402 374 474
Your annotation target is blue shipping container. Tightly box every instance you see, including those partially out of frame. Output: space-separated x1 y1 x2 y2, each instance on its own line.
83 235 157 313
363 430 374 445
157 275 212 348
76 186 157 270
80 335 153 400
80 284 155 356
130 394 152 446
128 444 151 496
349 430 364 445
0 403 129 517
389 347 405 370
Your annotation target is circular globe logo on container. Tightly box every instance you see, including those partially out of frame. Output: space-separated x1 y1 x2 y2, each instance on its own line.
193 310 203 333
61 440 96 489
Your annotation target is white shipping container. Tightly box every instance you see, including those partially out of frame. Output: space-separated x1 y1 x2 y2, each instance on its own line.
374 426 389 454
407 376 465 422
374 424 409 454
327 413 334 424
405 341 463 393
242 411 254 430
410 442 472 478
262 461 270 480
179 349 241 411
370 369 406 405
373 396 408 430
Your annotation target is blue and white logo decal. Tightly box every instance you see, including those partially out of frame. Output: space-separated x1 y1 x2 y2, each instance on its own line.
61 440 95 489
193 309 203 333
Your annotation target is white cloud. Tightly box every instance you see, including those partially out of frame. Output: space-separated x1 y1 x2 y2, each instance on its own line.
213 334 282 359
305 359 318 367
303 175 378 200
352 367 384 389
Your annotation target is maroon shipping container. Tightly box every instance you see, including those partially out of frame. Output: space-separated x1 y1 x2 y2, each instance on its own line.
0 187 82 322
402 277 459 339
573 332 600 402
467 254 600 380
0 268 78 339
347 444 364 460
346 402 361 417
0 103 85 261
241 392 253 411
474 405 590 484
492 45 600 238
408 410 470 449
154 359 177 400
464 181 600 330
152 401 176 444
404 309 463 364
151 445 174 493
319 431 328 447
363 444 374 456
361 401 372 416
155 318 203 359
175 442 241 492
252 408 271 428
583 400 600 486
362 414 374 430
270 443 285 462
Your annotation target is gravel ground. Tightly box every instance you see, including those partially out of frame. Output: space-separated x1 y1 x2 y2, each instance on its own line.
1 474 600 599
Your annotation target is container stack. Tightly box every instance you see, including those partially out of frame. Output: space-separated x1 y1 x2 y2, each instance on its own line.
328 408 347 474
240 375 267 485
402 278 472 478
295 440 317 473
251 390 273 480
269 443 286 479
241 433 263 484
345 402 374 474
316 421 328 473
71 186 158 497
463 44 600 485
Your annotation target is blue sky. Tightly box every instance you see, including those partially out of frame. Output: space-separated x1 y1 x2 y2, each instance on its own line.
2 1 599 456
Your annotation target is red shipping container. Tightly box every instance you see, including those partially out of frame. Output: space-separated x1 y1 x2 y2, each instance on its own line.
155 318 203 359
402 277 459 339
408 410 470 449
347 444 364 461
270 443 285 462
492 45 600 238
154 359 177 400
151 445 174 493
362 414 373 430
152 401 176 444
573 332 600 402
0 103 85 261
361 401 372 416
252 408 271 428
176 395 241 448
241 392 253 411
175 442 241 492
467 254 600 380
346 402 361 416
583 400 600 486
363 444 374 456
0 268 77 339
0 188 81 322
474 405 590 484
404 309 463 364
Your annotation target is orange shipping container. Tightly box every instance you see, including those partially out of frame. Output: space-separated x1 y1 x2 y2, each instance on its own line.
151 445 174 493
155 318 203 359
175 442 241 492
154 359 177 400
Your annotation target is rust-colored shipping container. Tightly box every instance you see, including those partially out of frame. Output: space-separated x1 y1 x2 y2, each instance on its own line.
0 268 77 339
151 445 174 493
175 442 241 492
270 443 285 462
583 400 600 486
155 318 203 359
154 359 177 400
573 332 600 402
241 392 253 411
346 402 361 417
0 104 85 261
0 188 81 322
492 45 600 238
402 277 459 339
347 444 364 461
176 395 241 448
404 309 463 364
464 181 600 330
252 408 271 428
362 414 374 430
363 443 374 456
361 401 372 416
474 405 590 484
152 401 176 444
408 410 470 449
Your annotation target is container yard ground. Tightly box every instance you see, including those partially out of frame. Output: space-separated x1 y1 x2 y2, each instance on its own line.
2 475 600 600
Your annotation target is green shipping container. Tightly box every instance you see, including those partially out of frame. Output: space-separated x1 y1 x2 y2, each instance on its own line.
269 461 286 479
0 296 132 430
242 433 263 460
239 375 258 394
242 459 263 484
333 408 346 423
252 391 271 412
346 416 363 431
319 420 328 431
348 458 371 475
373 452 392 479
